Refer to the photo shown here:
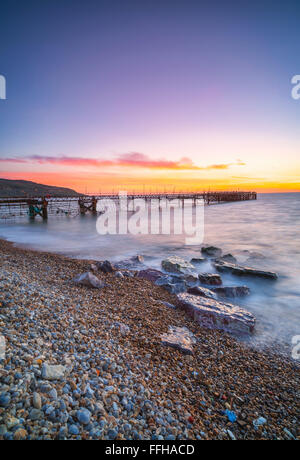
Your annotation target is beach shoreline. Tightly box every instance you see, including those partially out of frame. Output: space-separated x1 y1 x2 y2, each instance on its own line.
0 238 299 440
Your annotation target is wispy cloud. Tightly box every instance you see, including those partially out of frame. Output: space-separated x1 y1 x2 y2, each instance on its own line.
0 153 246 171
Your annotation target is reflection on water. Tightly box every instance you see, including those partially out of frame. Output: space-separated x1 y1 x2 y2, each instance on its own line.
1 193 300 349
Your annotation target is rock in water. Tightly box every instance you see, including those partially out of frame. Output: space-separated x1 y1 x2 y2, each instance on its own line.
214 261 278 280
137 268 164 282
161 326 195 354
177 293 256 335
211 286 250 298
187 286 218 299
73 272 106 288
201 246 222 258
190 257 207 264
216 254 237 264
161 256 195 274
41 363 67 381
198 273 222 286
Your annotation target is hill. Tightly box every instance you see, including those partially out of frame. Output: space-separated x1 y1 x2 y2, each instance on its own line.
0 178 80 197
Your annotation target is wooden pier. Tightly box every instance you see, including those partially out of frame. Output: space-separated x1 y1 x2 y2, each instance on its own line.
0 191 257 220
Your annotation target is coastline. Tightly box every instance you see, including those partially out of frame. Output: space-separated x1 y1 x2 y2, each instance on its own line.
0 238 299 440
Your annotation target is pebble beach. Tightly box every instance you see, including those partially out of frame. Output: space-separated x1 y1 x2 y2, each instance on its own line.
0 238 299 441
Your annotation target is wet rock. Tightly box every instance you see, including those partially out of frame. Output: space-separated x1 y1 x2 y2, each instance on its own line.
216 254 237 264
137 268 164 282
115 255 145 270
29 408 43 421
190 257 207 264
161 256 195 274
187 286 218 299
211 286 250 298
155 275 186 294
198 273 222 286
161 326 196 355
41 364 67 381
177 293 256 335
182 273 199 287
214 261 278 280
201 246 222 258
114 271 124 278
73 272 106 288
95 260 115 273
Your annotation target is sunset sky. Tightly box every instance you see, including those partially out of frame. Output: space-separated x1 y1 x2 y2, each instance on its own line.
0 0 300 193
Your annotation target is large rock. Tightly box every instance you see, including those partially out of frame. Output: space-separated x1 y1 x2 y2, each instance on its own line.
41 364 67 381
177 293 256 335
161 256 195 274
115 255 145 270
190 257 207 264
214 261 278 280
155 275 186 294
73 272 106 289
211 286 250 298
161 326 196 354
198 273 222 286
95 260 115 273
187 286 218 299
137 268 164 282
201 246 222 258
216 254 237 264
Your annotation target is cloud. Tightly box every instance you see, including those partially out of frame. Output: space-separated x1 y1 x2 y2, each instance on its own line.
0 153 246 171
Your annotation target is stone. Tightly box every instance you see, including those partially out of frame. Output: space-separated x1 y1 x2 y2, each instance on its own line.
161 256 195 274
159 301 177 309
161 326 196 355
182 273 199 287
177 293 256 335
33 392 42 409
211 286 250 298
41 363 67 381
0 392 11 407
114 271 124 278
29 408 43 421
187 286 218 299
4 414 19 429
214 261 278 280
13 429 27 440
190 257 207 264
198 273 222 286
69 424 80 435
95 260 115 273
76 408 91 425
201 246 222 258
73 272 106 288
216 254 237 264
155 275 186 294
137 268 164 282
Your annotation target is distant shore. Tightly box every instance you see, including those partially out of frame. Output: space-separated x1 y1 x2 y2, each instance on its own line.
0 238 299 440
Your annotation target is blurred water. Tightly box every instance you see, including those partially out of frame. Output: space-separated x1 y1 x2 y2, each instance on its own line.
0 193 299 349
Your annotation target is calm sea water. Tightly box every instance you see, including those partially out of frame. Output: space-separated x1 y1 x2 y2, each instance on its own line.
1 193 300 350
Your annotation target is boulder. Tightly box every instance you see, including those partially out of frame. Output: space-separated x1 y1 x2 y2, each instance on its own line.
211 286 250 298
41 364 67 381
190 257 207 264
177 293 256 335
161 256 195 274
95 260 115 273
187 286 218 299
137 268 164 282
201 246 222 258
155 275 186 294
161 326 196 355
216 254 237 264
73 272 106 289
182 273 199 287
115 255 145 270
214 261 278 280
198 273 222 286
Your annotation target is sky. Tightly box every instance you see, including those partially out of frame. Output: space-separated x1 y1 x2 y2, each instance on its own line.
0 0 300 193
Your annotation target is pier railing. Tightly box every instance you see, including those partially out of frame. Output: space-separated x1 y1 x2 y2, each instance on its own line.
0 191 257 220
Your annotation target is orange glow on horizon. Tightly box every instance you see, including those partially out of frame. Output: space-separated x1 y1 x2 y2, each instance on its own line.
1 171 299 194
